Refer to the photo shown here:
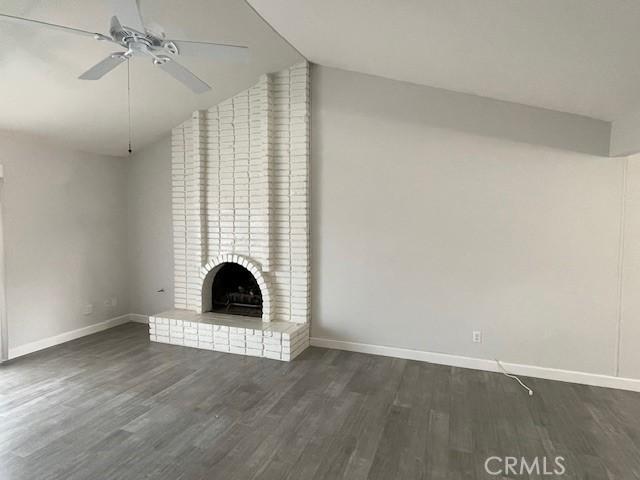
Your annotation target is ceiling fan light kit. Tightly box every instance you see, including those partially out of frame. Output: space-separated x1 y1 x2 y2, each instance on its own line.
0 0 249 93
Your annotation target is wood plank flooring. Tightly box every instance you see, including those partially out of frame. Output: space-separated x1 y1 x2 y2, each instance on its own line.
1 323 640 479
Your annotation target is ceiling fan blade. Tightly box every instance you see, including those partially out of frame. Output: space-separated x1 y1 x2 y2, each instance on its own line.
110 15 123 37
156 57 211 94
170 40 249 63
0 13 111 41
79 54 127 80
110 0 145 32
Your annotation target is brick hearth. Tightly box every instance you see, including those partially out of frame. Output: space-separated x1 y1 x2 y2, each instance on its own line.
149 310 309 361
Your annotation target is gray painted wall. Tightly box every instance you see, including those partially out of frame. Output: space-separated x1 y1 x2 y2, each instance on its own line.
311 65 638 378
126 136 174 317
308 68 610 158
611 110 640 157
0 132 129 350
620 155 640 378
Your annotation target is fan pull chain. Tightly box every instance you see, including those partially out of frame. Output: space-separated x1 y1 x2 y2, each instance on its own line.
127 58 133 155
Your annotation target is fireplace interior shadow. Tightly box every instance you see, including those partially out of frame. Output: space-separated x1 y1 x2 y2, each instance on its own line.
211 263 263 318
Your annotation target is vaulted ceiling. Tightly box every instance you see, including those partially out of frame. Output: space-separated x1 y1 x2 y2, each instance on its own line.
4 1 640 156
0 0 302 156
248 0 640 122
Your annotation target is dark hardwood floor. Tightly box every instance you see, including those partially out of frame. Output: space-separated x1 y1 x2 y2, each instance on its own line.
1 323 640 479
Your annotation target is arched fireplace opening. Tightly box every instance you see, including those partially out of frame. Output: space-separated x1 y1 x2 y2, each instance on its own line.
210 263 263 318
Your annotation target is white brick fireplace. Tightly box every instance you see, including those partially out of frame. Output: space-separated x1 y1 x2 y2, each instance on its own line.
149 62 310 361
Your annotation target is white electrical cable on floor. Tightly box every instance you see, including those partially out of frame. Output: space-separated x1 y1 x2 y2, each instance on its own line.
496 359 534 396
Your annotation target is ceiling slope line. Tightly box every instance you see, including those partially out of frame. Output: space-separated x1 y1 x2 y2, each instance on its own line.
242 0 308 61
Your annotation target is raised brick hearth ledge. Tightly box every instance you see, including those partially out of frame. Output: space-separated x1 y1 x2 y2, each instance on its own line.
149 310 309 361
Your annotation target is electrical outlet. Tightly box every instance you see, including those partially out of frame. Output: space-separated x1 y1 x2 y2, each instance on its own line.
84 304 94 315
472 330 482 343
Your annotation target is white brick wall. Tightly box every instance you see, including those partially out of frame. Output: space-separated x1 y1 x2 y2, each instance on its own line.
171 62 310 324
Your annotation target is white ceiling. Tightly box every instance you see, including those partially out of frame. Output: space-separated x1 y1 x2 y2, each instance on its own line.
0 0 302 156
248 0 640 123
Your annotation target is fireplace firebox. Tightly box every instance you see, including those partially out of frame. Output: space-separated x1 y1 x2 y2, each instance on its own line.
210 263 263 318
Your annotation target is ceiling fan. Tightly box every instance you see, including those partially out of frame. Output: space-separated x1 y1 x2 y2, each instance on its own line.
0 0 249 94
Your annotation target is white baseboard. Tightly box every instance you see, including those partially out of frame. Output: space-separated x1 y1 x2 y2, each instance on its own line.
128 313 149 324
8 314 135 360
310 337 640 393
8 318 640 393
